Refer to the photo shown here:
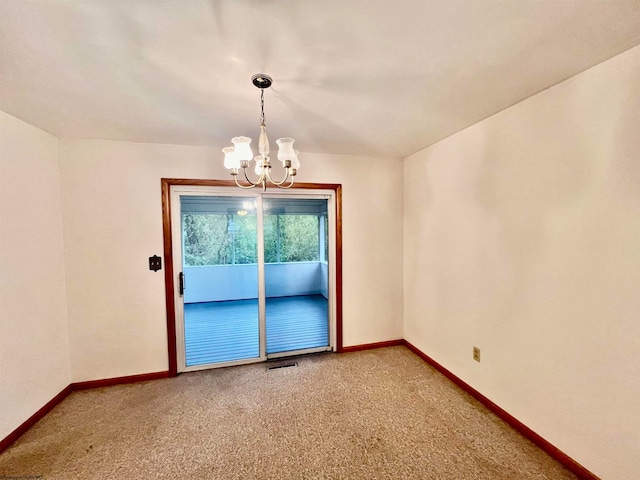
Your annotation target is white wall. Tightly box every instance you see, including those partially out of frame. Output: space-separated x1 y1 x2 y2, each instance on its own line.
403 45 640 480
0 111 70 440
58 140 403 381
300 152 404 347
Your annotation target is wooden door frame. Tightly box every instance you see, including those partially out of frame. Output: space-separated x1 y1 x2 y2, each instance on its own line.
161 178 343 376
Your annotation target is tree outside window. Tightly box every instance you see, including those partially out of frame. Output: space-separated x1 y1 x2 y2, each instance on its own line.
183 213 320 266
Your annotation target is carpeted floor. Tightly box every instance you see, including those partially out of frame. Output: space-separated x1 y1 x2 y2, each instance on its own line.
0 347 576 479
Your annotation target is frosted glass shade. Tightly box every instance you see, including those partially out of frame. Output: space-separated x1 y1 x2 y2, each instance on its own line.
276 137 296 165
291 150 300 169
232 136 253 161
222 146 240 169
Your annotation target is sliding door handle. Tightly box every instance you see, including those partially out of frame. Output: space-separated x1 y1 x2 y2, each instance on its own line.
178 272 185 295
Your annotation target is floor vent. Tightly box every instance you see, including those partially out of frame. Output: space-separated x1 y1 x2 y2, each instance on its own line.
267 361 298 370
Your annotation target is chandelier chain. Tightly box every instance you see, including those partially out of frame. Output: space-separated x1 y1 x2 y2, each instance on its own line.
260 88 265 126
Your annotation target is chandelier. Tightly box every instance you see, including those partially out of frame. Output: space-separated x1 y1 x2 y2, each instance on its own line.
222 74 299 190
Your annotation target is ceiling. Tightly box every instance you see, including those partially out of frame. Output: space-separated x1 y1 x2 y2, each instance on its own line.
1 1 640 158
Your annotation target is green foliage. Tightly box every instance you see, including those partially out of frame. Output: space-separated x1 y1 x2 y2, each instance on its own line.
183 213 320 266
232 215 257 264
182 214 230 266
279 215 319 262
263 216 279 263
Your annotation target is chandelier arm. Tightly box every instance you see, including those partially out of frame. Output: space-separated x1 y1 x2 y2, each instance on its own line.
233 175 261 189
243 167 261 186
240 164 269 187
264 168 293 187
242 167 259 186
277 175 296 189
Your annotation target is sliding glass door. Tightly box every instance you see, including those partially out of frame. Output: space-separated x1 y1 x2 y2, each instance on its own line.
180 196 261 367
263 197 329 356
172 188 334 372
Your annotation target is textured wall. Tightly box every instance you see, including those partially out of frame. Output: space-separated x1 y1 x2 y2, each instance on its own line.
403 46 640 480
58 140 404 381
0 111 70 440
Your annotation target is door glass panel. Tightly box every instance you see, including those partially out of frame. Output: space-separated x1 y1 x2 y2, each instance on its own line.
263 198 329 354
181 196 259 366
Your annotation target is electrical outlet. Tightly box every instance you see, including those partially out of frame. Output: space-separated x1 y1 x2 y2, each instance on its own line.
473 346 481 362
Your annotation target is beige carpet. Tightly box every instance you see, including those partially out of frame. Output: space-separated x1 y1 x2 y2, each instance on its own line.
1 347 576 479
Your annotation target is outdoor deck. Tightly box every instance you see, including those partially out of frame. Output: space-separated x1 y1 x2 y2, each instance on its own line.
184 294 329 366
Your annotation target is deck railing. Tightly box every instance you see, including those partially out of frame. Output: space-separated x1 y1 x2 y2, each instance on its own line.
183 261 328 303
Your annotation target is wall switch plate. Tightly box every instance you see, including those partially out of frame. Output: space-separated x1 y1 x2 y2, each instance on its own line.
473 346 481 362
